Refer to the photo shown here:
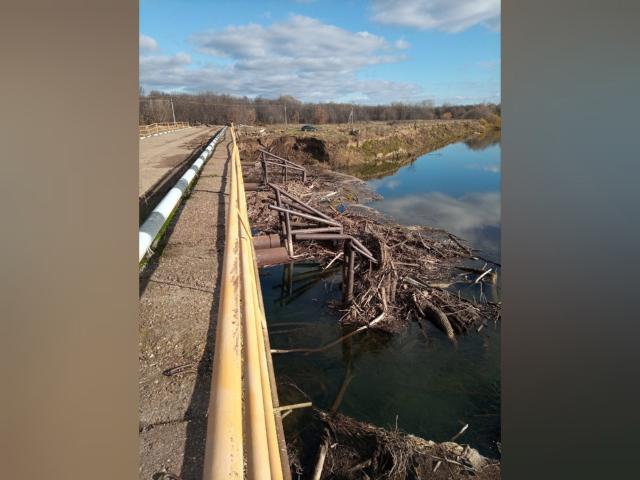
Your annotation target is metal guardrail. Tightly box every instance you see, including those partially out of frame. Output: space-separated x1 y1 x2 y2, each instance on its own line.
204 125 289 480
138 127 226 263
139 122 190 138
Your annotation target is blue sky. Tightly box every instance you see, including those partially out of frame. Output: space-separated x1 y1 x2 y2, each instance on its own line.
140 0 500 105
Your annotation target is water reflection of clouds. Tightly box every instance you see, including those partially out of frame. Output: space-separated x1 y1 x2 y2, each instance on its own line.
384 179 401 189
466 163 501 173
375 191 501 252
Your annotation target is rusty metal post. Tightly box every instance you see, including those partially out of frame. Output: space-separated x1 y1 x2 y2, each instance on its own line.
284 208 294 257
344 239 355 305
275 189 286 234
342 241 348 300
287 262 294 295
262 151 269 184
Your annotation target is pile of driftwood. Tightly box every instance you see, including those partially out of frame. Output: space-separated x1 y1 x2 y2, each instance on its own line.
339 216 500 337
247 178 500 338
282 349 500 480
312 411 501 480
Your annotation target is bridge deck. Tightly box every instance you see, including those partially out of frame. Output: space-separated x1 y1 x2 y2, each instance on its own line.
138 127 290 479
139 125 217 196
139 130 231 479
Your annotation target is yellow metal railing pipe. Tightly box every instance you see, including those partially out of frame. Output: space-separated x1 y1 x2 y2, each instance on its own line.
203 127 244 480
235 139 272 478
233 128 284 480
204 124 287 480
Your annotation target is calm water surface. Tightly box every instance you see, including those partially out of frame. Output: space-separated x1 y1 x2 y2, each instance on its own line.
367 134 501 262
261 134 501 457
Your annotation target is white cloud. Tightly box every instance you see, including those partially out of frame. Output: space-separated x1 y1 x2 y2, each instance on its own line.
371 0 500 33
139 52 192 87
139 15 423 103
139 34 158 53
394 38 410 49
191 15 399 69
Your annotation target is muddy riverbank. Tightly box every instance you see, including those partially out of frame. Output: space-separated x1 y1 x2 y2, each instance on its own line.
238 120 496 176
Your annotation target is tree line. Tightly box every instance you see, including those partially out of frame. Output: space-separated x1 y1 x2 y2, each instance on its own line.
139 89 500 126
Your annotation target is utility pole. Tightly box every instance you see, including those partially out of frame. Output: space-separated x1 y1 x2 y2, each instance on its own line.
284 103 287 128
170 97 176 124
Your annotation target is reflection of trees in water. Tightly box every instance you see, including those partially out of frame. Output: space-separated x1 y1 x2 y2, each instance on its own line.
464 131 501 151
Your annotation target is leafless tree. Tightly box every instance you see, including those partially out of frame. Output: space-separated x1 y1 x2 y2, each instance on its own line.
139 89 500 126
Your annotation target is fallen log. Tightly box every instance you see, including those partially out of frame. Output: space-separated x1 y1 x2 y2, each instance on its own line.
415 294 456 341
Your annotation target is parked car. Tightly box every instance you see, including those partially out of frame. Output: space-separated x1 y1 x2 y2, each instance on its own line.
301 125 318 131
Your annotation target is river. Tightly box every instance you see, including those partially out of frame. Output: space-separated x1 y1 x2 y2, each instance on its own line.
260 133 501 458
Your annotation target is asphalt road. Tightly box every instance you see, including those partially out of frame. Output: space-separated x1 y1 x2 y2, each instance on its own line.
139 126 217 196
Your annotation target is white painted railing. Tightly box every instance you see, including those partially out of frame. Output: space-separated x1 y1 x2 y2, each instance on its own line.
138 127 227 263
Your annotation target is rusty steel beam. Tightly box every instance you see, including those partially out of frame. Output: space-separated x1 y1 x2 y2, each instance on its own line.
253 233 282 250
293 233 377 263
268 183 333 222
262 159 306 171
289 222 319 228
295 232 376 259
349 236 375 259
256 247 290 267
258 148 302 167
293 233 351 240
245 182 262 191
268 204 342 227
278 196 319 217
291 226 343 235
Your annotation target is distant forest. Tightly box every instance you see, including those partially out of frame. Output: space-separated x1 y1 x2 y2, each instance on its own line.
139 90 501 126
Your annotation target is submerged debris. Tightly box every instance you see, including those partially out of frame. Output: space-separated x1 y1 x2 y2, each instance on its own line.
246 169 500 338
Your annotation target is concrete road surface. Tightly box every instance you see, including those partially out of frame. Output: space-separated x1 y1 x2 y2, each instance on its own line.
139 130 231 479
139 126 218 196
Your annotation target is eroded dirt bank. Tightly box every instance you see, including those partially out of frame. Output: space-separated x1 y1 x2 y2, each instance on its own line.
238 119 495 179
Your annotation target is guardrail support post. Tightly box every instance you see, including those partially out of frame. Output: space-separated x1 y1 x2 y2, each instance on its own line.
344 239 355 305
